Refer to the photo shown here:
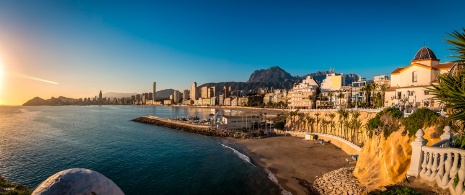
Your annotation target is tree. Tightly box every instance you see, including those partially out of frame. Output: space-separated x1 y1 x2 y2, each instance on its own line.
379 84 388 107
429 28 465 123
298 113 305 131
306 116 315 132
338 93 344 108
337 109 350 139
315 113 320 133
329 113 336 134
328 91 333 108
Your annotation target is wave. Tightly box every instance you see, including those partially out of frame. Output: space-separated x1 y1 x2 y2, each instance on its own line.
221 143 253 166
220 143 291 195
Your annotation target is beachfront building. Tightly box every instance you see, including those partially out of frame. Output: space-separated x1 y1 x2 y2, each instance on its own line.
288 76 319 109
173 90 182 104
210 97 217 106
385 46 454 108
264 89 288 105
164 99 172 105
201 86 208 99
218 116 252 130
224 97 232 106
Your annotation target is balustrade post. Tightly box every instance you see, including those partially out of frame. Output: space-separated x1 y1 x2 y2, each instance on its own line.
407 129 427 177
440 126 453 147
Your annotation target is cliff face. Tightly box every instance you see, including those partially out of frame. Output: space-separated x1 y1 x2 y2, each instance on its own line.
352 127 440 191
352 130 412 191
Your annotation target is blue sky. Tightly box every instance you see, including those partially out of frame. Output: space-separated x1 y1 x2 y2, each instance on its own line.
0 0 464 104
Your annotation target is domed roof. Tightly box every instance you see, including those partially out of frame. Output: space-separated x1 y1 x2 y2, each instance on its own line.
32 168 124 195
413 46 438 61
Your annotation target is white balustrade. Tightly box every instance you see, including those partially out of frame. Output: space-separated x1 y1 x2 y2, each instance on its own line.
409 126 465 195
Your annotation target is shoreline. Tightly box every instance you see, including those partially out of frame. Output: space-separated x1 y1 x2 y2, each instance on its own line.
222 137 354 195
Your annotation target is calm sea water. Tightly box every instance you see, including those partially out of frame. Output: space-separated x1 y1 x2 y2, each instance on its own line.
0 106 281 194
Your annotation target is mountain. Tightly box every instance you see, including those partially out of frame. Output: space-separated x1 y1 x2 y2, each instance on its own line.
23 97 49 106
199 66 359 95
155 89 179 100
247 66 297 83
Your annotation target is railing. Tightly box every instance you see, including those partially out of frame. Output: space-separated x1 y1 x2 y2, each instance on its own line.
294 108 384 113
312 132 362 152
407 126 465 195
282 130 361 153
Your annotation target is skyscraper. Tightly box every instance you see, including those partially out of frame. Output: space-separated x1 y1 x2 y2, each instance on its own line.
183 89 189 100
99 90 102 103
201 86 208 99
190 82 199 100
153 82 156 101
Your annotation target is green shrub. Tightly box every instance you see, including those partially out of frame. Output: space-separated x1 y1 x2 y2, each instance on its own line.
402 108 440 137
451 135 465 149
367 107 403 138
0 176 32 195
378 187 420 195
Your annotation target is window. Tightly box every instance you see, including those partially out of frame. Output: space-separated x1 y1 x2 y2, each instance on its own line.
424 91 429 95
412 71 418 82
397 92 402 99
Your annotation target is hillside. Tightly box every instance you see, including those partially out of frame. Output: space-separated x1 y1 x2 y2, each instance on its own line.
199 66 359 95
22 97 49 106
248 66 298 83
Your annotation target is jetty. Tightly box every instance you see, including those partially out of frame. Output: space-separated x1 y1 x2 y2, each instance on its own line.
132 116 239 138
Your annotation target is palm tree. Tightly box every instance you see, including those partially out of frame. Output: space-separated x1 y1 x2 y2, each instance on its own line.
288 111 296 131
328 91 333 108
329 113 336 135
428 28 465 122
315 113 320 133
337 109 349 138
338 93 344 108
306 116 315 132
298 113 305 131
379 84 388 107
321 119 328 134
350 111 361 143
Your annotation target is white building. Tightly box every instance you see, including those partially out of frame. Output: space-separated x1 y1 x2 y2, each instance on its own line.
287 76 319 109
385 46 454 108
320 69 345 92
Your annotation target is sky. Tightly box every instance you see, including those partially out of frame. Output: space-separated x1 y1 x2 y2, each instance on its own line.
0 0 464 105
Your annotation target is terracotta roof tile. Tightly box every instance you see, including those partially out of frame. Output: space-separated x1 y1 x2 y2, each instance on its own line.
433 62 455 70
391 67 404 74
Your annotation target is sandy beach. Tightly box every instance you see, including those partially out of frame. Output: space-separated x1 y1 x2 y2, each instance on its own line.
224 136 354 195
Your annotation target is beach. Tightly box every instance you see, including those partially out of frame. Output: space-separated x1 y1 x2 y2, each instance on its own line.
225 136 354 195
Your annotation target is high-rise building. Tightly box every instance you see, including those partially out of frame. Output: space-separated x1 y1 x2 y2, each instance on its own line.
208 86 215 98
182 89 189 100
223 86 229 98
190 82 199 100
201 86 208 99
173 90 182 104
99 90 102 103
153 82 157 101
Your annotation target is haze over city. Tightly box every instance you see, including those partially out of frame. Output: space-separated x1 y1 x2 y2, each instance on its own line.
0 0 464 105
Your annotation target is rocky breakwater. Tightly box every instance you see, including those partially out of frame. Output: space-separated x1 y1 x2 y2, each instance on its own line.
312 167 367 195
132 116 236 138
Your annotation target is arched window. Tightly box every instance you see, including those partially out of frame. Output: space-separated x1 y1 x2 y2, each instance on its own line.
412 71 418 82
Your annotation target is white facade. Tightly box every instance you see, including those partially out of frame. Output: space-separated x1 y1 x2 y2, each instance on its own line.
288 76 319 109
385 47 454 108
320 69 345 92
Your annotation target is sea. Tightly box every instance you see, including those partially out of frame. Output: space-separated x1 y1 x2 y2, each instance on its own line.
0 106 282 195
